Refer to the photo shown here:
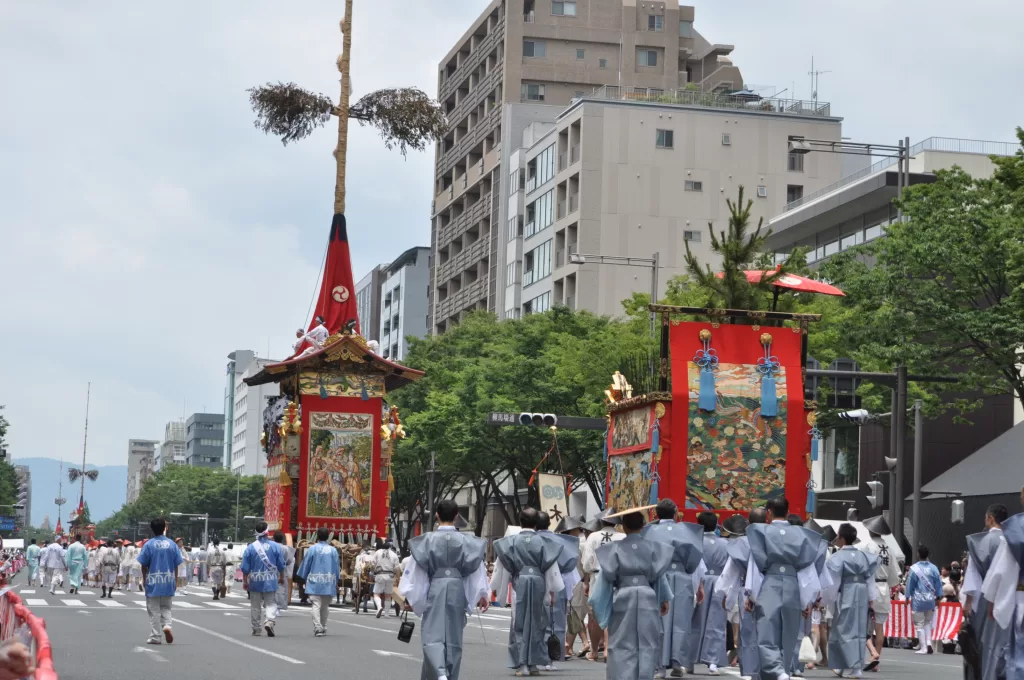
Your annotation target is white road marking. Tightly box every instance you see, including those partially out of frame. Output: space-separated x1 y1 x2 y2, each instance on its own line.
328 618 397 634
25 599 48 607
372 649 417 661
207 602 239 609
21 590 35 594
172 619 305 665
61 599 87 607
132 646 168 662
174 602 204 608
97 600 125 607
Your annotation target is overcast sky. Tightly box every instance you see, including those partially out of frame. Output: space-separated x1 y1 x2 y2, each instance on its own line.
1 1 1021 468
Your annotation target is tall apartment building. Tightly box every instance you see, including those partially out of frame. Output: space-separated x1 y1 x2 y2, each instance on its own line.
13 466 30 531
355 264 388 342
429 0 748 333
155 421 186 471
224 350 279 477
501 92 843 317
185 413 225 468
379 246 431 362
126 439 157 503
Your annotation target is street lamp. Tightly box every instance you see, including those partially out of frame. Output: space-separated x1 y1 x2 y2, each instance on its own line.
569 252 660 336
170 512 209 547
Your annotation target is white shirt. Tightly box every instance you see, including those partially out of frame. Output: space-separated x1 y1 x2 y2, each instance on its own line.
307 324 330 346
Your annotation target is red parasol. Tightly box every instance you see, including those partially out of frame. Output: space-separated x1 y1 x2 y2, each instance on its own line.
716 267 845 297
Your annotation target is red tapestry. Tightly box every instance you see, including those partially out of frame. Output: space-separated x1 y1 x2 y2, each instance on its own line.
669 321 809 519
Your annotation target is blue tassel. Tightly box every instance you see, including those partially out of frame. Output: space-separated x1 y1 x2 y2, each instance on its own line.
760 374 778 418
806 489 816 515
651 421 661 454
360 381 369 401
699 369 717 411
649 476 659 505
810 436 819 462
602 429 608 462
319 380 328 400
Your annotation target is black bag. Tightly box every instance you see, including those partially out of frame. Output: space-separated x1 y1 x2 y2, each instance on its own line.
547 633 561 661
397 610 415 643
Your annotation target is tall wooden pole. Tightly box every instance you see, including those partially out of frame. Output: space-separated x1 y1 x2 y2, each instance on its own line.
334 0 353 216
79 382 90 508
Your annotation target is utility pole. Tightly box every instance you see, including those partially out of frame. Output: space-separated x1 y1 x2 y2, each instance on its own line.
426 451 436 533
892 366 908 548
887 391 898 518
650 252 659 337
234 471 241 542
912 399 923 552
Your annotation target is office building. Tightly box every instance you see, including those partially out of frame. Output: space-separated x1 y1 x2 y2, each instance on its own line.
430 0 751 333
500 90 843 317
13 466 30 531
224 350 279 477
126 439 157 504
766 136 1023 528
155 421 186 471
185 413 225 468
379 246 431 362
355 264 388 342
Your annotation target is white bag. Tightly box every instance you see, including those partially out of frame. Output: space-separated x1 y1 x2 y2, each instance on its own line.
798 636 818 664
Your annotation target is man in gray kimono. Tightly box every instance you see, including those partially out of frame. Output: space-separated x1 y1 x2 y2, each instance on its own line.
689 511 730 675
982 510 1024 680
399 499 489 680
961 504 1009 680
718 508 766 680
745 497 827 680
588 506 675 680
490 507 565 677
537 511 580 668
644 499 705 679
821 523 879 678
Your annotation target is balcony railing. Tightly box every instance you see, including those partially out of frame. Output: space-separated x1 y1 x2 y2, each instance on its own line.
569 194 579 214
570 144 580 164
586 85 834 118
557 200 566 220
524 11 535 22
525 176 537 193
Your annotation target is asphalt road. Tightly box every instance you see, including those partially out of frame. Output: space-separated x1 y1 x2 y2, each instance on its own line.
14 581 964 680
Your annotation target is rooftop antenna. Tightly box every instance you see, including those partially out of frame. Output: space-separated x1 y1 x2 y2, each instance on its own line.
809 55 831 109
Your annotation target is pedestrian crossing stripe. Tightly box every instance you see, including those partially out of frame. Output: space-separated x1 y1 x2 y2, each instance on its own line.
61 600 86 607
97 600 125 607
206 602 238 608
175 602 204 608
25 599 47 607
21 590 35 594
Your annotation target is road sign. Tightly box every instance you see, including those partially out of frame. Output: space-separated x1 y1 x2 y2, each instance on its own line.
0 517 16 531
487 412 606 430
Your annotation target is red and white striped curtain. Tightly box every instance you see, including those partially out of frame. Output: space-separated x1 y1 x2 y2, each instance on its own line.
884 601 963 641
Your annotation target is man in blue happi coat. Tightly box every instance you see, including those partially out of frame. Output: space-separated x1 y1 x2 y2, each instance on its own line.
242 521 287 637
296 526 340 637
137 517 183 645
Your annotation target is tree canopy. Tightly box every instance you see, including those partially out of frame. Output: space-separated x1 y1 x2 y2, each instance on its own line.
96 465 265 545
388 308 651 549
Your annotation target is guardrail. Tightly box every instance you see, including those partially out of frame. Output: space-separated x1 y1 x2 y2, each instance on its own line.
0 589 57 680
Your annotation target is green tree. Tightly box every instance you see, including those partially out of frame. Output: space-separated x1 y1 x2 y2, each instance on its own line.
391 308 649 544
818 159 1024 414
96 466 266 544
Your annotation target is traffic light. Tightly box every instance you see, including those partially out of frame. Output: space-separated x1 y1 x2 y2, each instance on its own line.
518 413 558 427
846 507 860 521
866 480 884 509
836 409 871 424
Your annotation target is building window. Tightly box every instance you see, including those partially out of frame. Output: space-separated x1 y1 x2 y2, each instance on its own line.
506 261 519 286
786 184 804 203
523 40 546 58
679 20 694 38
576 48 585 60
722 133 731 146
824 240 839 257
655 129 674 149
534 144 556 186
840 232 863 251
551 1 576 16
684 230 701 242
524 292 551 315
525 190 554 238
599 58 608 69
648 15 663 32
757 185 768 198
507 215 522 242
864 224 883 242
637 49 658 67
788 152 805 172
509 169 519 196
684 180 703 192
521 83 545 101
823 428 859 490
523 240 552 286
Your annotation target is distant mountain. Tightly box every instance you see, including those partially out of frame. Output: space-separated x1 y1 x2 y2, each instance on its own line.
11 458 127 527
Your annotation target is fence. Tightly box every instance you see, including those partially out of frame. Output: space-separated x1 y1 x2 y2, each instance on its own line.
884 601 962 642
0 566 57 680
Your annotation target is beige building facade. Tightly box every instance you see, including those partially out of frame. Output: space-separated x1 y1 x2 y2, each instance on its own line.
429 0 747 333
502 91 844 318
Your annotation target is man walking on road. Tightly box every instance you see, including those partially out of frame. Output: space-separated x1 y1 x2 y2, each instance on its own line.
98 538 120 598
371 539 400 618
242 521 286 637
41 539 66 595
25 539 39 586
207 538 228 600
66 534 87 595
296 527 340 637
137 517 183 646
905 545 943 655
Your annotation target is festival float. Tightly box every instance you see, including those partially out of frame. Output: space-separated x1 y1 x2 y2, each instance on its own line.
604 306 822 522
243 216 423 556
